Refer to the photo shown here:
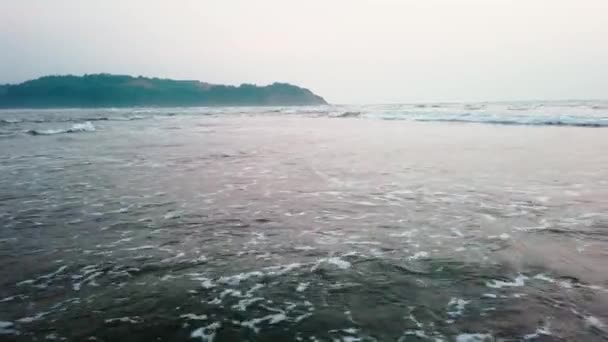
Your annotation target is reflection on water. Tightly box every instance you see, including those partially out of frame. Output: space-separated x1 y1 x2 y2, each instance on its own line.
0 110 607 341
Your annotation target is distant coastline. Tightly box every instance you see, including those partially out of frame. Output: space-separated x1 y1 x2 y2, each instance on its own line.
0 74 328 108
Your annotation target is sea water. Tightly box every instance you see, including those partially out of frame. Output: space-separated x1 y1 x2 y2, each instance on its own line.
1 102 607 341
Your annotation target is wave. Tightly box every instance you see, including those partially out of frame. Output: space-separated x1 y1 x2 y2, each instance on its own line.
463 104 486 111
2 117 102 125
1 118 47 125
412 104 443 109
1 115 151 125
0 119 23 125
26 122 96 136
591 105 608 110
112 115 148 121
411 117 608 127
81 117 110 121
0 131 17 139
335 111 361 118
4 103 608 129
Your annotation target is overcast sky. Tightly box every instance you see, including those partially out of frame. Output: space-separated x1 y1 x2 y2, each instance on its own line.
1 0 607 103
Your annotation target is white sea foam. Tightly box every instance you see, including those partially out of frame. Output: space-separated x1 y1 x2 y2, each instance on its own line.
488 233 510 240
240 313 288 333
314 257 351 270
523 322 551 340
0 295 23 303
104 316 142 324
246 283 265 295
447 298 470 318
455 333 493 342
160 274 180 281
73 271 103 291
219 289 243 298
531 274 575 289
17 311 49 323
480 214 497 221
103 237 133 248
514 224 550 232
191 322 221 342
161 252 186 263
208 297 222 305
26 122 96 136
583 284 608 293
296 282 310 292
16 265 68 288
199 278 215 289
294 245 316 251
233 297 264 311
585 316 605 330
486 274 528 288
0 321 19 335
404 313 422 328
16 279 34 286
409 251 429 260
163 211 181 219
389 229 418 238
218 271 264 286
536 196 550 203
265 262 304 275
124 245 156 251
451 228 464 237
532 274 555 283
40 265 68 279
400 330 440 341
294 312 313 323
191 255 208 263
345 240 381 245
180 314 208 321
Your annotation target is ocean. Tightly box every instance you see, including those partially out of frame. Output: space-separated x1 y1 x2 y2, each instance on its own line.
1 101 607 341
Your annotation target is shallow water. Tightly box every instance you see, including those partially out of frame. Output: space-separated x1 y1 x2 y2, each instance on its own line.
1 106 607 341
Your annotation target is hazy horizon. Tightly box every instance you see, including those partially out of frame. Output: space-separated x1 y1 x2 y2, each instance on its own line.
1 0 607 104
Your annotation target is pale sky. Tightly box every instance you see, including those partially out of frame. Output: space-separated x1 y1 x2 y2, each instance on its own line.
1 0 607 103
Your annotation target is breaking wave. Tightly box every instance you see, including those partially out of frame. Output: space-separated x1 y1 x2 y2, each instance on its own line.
335 111 361 118
26 122 96 136
2 116 149 125
2 101 608 128
0 119 21 125
341 102 608 127
411 116 608 127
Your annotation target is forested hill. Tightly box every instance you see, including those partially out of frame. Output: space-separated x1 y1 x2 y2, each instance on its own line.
0 74 328 108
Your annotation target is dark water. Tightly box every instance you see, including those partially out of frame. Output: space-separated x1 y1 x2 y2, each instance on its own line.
1 106 608 341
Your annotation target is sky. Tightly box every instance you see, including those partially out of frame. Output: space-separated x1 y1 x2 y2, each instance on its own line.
1 0 607 104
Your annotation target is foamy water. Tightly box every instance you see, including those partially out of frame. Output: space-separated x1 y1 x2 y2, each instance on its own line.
0 106 607 341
